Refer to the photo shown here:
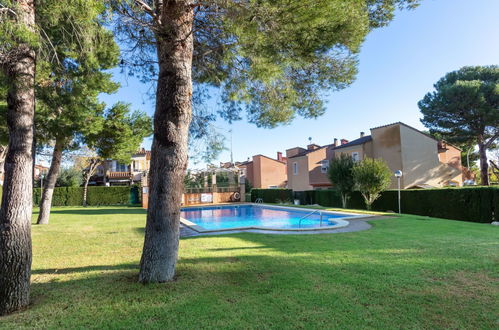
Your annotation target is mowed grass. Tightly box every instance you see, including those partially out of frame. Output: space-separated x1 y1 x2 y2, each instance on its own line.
1 207 498 329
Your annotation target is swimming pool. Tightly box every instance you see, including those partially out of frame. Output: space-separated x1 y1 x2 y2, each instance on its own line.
180 204 362 232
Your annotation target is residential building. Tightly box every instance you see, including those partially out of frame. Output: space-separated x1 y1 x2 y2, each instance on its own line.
34 164 49 180
286 122 464 191
239 152 288 189
86 148 151 186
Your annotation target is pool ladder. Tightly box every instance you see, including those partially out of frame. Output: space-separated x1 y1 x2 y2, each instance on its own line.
255 198 264 204
298 209 323 228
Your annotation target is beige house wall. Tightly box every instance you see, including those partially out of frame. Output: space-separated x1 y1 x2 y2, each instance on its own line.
252 155 287 188
287 155 312 191
308 148 329 187
399 125 462 188
371 124 403 188
333 142 373 161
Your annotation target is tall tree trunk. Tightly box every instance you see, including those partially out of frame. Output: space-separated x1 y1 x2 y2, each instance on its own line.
36 138 64 225
478 142 489 186
139 2 194 283
0 0 36 315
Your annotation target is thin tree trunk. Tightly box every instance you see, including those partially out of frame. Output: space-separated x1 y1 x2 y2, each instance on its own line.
139 2 194 283
82 158 99 207
478 142 489 186
83 176 90 207
36 138 64 225
0 0 36 315
341 194 348 209
102 160 108 186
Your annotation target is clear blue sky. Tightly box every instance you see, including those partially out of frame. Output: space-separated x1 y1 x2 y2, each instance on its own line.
100 0 499 168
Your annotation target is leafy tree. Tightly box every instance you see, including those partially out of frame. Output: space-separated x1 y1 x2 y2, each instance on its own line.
111 0 420 283
0 0 122 313
55 167 83 187
352 158 392 210
419 66 499 186
35 9 120 225
184 171 204 189
0 0 37 315
82 103 152 206
328 154 356 208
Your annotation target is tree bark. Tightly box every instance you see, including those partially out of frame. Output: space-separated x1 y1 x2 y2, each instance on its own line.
36 138 64 225
0 0 36 315
478 142 489 186
139 2 194 283
341 194 348 209
83 176 90 207
82 158 99 207
0 145 8 184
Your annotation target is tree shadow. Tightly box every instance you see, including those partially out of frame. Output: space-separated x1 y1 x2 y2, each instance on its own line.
49 208 147 216
14 249 495 329
32 263 138 275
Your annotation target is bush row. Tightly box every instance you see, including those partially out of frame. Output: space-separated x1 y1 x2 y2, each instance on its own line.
33 186 140 206
251 189 293 203
292 187 499 223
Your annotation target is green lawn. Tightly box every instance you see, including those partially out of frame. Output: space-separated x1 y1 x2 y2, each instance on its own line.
1 206 498 329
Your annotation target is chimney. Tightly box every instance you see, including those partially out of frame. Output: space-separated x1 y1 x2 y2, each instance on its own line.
333 138 339 147
341 139 349 145
277 152 283 161
360 132 365 138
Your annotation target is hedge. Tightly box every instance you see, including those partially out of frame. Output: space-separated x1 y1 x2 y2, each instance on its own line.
290 187 499 223
33 186 140 206
251 188 293 203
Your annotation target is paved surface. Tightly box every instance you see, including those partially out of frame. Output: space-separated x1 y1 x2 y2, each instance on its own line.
180 216 391 238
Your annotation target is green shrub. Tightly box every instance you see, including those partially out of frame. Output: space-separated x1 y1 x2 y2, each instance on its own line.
34 186 133 206
299 187 499 223
352 158 392 210
251 189 293 203
86 187 130 206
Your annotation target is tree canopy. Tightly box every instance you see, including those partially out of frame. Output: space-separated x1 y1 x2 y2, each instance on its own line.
419 65 499 185
328 153 356 208
112 0 419 128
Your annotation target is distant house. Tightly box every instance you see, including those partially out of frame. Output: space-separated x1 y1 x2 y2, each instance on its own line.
34 164 49 180
86 148 151 186
239 152 288 189
286 122 464 191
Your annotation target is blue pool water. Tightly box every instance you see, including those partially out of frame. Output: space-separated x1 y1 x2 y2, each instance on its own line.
180 205 354 231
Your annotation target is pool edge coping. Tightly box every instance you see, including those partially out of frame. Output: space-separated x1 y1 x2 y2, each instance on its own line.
180 203 375 233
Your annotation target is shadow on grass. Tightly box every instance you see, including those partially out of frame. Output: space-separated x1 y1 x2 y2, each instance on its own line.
32 263 138 275
21 248 497 329
50 208 147 216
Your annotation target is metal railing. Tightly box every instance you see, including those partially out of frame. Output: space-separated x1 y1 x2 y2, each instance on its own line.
184 186 240 194
298 209 323 228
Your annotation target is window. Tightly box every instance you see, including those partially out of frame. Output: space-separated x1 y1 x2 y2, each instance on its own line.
293 162 298 175
117 163 128 172
268 185 278 189
351 152 360 162
321 160 329 173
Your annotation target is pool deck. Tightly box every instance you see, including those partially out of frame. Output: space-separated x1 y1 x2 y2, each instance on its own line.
180 216 392 237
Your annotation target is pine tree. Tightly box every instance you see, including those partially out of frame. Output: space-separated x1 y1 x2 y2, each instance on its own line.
111 0 420 283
